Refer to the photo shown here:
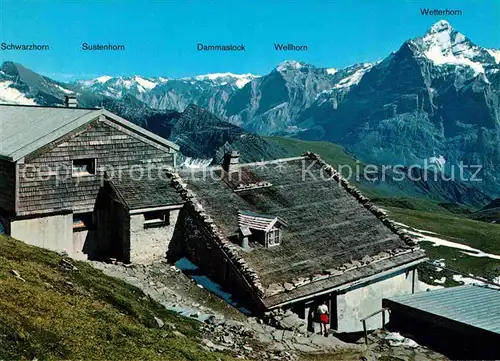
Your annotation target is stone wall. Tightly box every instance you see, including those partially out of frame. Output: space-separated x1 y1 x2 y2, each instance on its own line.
128 209 180 264
181 210 263 312
336 269 418 333
168 170 265 311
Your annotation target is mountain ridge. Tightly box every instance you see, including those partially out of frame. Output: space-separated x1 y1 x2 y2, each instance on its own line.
1 20 498 198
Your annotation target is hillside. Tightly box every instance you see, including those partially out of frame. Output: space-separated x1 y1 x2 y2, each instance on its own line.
0 235 233 361
142 104 290 164
385 207 500 284
470 198 500 223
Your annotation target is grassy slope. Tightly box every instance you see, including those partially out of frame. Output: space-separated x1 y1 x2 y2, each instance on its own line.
267 137 500 281
384 207 500 283
267 136 364 171
0 235 233 361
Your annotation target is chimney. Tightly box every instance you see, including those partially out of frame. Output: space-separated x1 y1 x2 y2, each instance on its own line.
239 226 251 249
65 94 78 108
223 151 240 173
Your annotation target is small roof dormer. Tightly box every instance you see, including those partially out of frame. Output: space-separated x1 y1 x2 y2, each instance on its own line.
238 210 287 248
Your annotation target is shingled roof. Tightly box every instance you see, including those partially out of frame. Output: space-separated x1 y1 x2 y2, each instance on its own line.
177 154 426 306
0 104 179 161
107 168 184 210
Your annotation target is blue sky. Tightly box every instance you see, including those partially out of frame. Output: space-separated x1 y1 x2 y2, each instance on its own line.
0 0 498 81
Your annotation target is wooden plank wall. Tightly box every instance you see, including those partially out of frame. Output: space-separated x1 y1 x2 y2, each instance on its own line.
17 119 175 216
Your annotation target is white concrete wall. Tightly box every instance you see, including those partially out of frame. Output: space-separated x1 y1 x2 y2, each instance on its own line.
10 214 85 258
129 209 180 264
72 230 90 260
336 269 417 333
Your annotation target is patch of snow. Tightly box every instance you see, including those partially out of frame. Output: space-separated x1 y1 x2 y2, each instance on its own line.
431 258 446 272
179 157 213 169
452 274 488 286
393 221 500 261
418 280 444 291
175 257 251 314
284 125 308 134
0 81 37 105
134 76 157 90
406 229 500 260
315 88 333 99
194 73 258 88
385 332 419 348
422 20 484 74
392 221 437 235
431 258 446 269
115 78 133 89
487 49 500 64
276 60 304 72
428 155 446 170
54 84 73 94
333 63 373 89
103 89 122 98
326 68 337 75
234 78 250 88
433 276 446 284
95 75 112 84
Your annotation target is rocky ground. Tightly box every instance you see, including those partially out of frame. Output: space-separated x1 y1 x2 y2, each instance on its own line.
90 260 448 361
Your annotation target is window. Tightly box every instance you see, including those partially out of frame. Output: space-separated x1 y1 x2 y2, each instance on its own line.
72 158 96 176
73 213 94 232
267 228 281 247
144 210 169 228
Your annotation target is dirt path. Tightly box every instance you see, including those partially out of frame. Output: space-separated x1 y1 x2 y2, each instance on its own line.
90 259 448 361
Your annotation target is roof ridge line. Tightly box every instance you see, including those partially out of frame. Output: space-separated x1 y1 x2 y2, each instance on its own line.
179 156 307 172
241 156 307 167
0 103 100 110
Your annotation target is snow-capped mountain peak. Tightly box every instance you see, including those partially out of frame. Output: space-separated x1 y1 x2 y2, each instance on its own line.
415 20 492 75
276 60 305 72
193 73 258 88
95 75 112 84
427 19 453 34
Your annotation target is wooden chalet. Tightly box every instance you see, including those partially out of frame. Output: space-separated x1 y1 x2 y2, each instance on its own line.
0 102 181 262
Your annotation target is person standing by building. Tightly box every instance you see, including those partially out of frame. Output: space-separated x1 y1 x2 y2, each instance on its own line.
316 301 329 336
